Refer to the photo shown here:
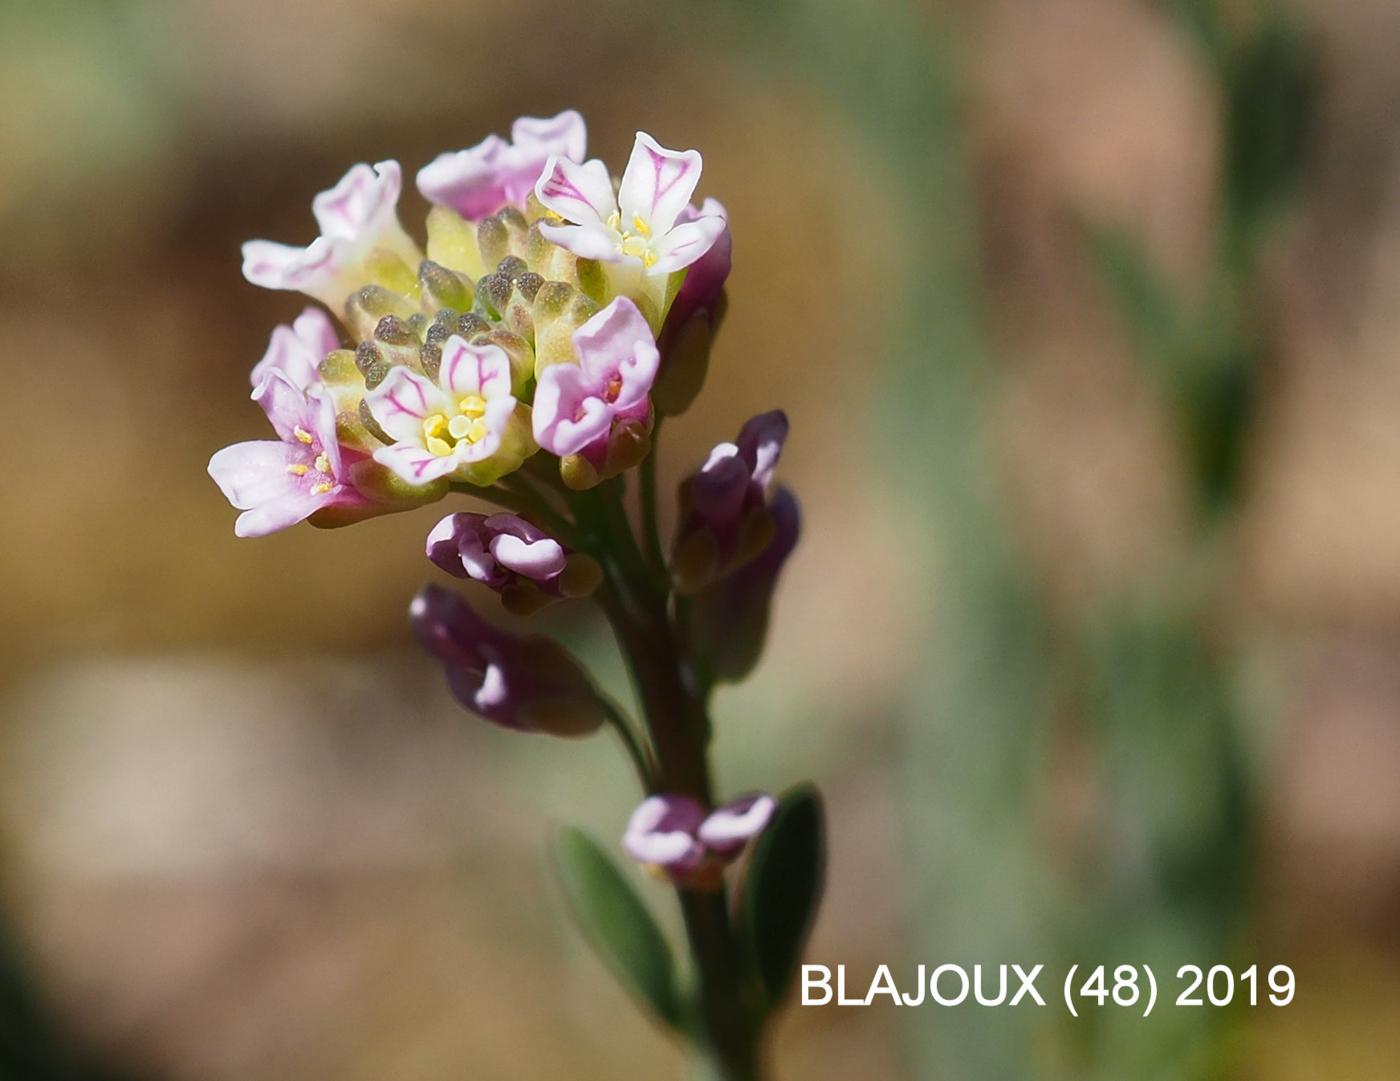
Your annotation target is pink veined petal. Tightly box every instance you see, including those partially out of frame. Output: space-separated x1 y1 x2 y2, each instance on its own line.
373 441 461 484
490 533 566 580
451 395 516 464
241 237 346 292
312 161 402 239
233 486 337 538
511 109 587 162
537 221 624 262
249 307 335 390
534 156 616 227
572 297 659 403
366 367 447 444
438 336 512 400
618 132 703 236
416 135 514 220
649 214 727 275
209 440 310 512
532 364 612 457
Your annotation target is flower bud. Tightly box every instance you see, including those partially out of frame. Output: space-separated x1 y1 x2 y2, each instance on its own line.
622 792 776 891
425 512 597 609
410 585 604 736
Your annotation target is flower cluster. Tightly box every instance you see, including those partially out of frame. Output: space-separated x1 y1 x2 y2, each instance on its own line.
211 111 732 535
211 112 804 905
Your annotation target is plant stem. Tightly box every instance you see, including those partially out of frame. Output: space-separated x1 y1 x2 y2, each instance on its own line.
573 476 763 1080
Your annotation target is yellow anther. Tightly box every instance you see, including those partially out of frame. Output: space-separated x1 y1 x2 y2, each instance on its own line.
423 414 448 439
447 415 473 440
310 482 334 496
642 249 658 269
313 452 331 474
425 435 453 457
633 215 651 236
467 418 489 443
459 394 487 417
293 425 315 445
621 235 649 259
286 463 309 476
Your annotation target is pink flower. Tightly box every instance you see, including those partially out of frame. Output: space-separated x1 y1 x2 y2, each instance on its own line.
241 161 420 307
534 132 726 276
248 307 340 390
417 110 587 221
208 370 369 538
623 793 777 887
364 336 535 486
532 297 659 458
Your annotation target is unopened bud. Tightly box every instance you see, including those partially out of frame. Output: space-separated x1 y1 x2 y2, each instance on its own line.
561 453 601 491
345 284 416 342
419 259 473 311
426 205 484 279
558 553 603 598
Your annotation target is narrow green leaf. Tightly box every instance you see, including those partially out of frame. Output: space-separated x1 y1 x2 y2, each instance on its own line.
552 826 682 1030
739 785 826 1009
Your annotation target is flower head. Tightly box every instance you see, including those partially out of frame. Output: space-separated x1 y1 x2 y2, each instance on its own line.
410 584 604 736
426 511 601 613
623 793 776 889
535 132 726 277
208 369 369 537
242 161 421 308
418 110 586 221
366 336 535 486
533 296 659 485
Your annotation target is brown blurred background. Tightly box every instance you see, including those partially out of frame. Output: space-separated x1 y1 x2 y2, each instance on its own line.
2 0 1399 1078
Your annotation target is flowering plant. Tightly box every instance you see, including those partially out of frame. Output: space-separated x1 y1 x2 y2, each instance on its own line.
211 110 823 1080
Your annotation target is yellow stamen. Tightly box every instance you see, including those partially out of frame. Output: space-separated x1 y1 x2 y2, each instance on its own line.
425 435 453 457
467 418 489 443
286 463 309 476
313 452 331 474
621 235 648 260
447 415 473 440
293 425 314 445
633 215 651 236
310 482 334 495
642 249 658 268
459 394 487 417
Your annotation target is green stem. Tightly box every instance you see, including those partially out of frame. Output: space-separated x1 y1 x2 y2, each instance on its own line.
640 417 669 578
571 476 762 1080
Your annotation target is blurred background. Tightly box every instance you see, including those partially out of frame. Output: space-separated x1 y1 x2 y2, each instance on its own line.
2 0 1399 1077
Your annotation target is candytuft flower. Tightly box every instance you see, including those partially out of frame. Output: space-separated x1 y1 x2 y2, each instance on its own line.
249 307 340 390
242 161 421 308
623 793 777 889
535 132 726 276
410 584 604 736
208 370 369 537
366 335 535 486
426 511 601 614
418 109 586 221
533 296 658 486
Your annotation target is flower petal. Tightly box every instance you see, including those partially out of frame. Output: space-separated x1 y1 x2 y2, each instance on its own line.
366 366 447 443
249 307 338 390
373 441 461 484
233 488 336 538
312 160 402 240
650 214 726 275
532 364 612 456
623 795 706 870
240 237 347 293
490 532 566 581
536 221 624 262
572 297 659 407
534 156 616 227
512 109 586 162
252 368 318 445
438 336 513 400
698 793 777 855
208 440 307 511
618 132 703 235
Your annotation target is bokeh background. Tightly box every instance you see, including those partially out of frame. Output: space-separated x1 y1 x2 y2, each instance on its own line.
3 0 1400 1077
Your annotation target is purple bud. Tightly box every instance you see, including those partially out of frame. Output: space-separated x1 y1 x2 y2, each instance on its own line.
622 789 777 887
409 585 604 736
425 513 598 611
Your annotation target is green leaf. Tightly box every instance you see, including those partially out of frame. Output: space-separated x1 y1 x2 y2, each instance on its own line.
739 785 827 1009
552 826 683 1031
